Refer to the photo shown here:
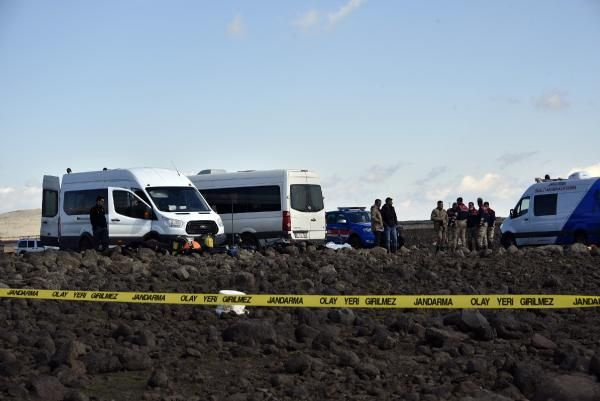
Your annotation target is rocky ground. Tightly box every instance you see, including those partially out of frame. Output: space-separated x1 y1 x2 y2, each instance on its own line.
1 235 600 401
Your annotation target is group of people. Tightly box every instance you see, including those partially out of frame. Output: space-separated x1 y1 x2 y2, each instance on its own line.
431 197 496 252
370 197 400 253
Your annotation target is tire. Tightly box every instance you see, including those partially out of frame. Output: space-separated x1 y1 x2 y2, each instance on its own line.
79 236 93 252
501 233 515 249
348 234 362 249
574 230 587 245
240 233 260 249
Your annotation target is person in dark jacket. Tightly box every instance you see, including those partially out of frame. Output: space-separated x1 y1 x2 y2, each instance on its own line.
380 197 398 253
484 201 496 249
466 202 480 251
90 196 108 251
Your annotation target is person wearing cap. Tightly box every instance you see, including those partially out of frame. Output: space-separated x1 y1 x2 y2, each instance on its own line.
370 199 384 247
380 197 398 253
430 200 448 251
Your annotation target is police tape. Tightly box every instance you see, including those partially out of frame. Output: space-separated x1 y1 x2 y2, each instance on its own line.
1 288 600 309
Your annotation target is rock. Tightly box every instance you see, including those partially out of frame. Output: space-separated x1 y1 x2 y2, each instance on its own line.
371 328 397 350
233 272 255 290
284 354 312 374
337 350 360 367
311 330 337 351
81 352 122 374
113 323 134 338
466 358 487 374
327 309 355 325
174 266 190 280
148 369 169 388
295 324 319 343
0 350 17 363
355 363 380 379
270 374 294 387
512 362 544 398
490 314 531 339
590 245 599 256
118 350 152 371
132 330 157 348
30 375 66 401
531 333 557 349
507 245 519 254
424 327 468 347
222 321 277 346
444 310 495 340
318 265 337 275
533 374 600 401
568 243 589 255
64 390 90 401
282 246 299 256
51 340 86 367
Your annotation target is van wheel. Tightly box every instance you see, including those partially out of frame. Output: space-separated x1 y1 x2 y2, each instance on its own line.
574 230 587 245
79 237 93 251
348 235 362 249
501 233 515 249
240 233 259 249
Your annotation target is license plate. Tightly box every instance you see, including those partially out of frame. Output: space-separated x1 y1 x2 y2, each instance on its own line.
295 232 308 239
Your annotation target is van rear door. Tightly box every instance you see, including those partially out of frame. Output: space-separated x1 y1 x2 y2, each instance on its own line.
288 172 326 241
41 175 60 247
107 188 152 246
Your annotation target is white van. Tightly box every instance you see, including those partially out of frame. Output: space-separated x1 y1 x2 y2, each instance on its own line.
500 172 600 247
188 169 326 247
41 168 225 250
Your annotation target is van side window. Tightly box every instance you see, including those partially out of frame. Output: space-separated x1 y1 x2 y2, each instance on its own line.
534 194 558 216
63 189 108 215
514 196 530 217
201 186 281 214
113 190 146 219
326 213 335 224
42 189 58 217
132 189 151 205
18 241 26 248
290 185 324 212
27 241 35 248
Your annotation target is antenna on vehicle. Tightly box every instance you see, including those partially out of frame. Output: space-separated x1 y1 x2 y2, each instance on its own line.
171 161 181 176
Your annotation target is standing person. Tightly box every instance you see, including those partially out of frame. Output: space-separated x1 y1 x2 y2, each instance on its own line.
466 202 480 251
90 195 108 251
430 200 448 251
477 201 489 249
380 197 398 253
453 197 469 251
484 201 496 249
447 202 457 248
370 199 384 247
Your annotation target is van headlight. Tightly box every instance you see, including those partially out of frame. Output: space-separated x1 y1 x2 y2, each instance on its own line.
164 219 184 228
363 227 372 233
216 216 224 229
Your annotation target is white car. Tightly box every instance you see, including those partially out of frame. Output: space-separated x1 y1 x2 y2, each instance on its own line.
16 238 46 255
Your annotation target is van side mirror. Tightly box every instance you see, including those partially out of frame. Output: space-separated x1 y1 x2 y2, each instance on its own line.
509 209 514 218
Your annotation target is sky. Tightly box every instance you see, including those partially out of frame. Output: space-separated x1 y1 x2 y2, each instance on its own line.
1 0 599 219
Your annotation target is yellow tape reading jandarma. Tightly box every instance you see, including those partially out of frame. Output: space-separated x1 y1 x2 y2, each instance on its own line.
1 289 600 308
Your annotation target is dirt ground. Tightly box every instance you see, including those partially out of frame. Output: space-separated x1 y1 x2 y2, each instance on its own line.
0 235 600 401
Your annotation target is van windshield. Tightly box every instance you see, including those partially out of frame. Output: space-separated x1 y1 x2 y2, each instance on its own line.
290 184 324 212
146 187 210 212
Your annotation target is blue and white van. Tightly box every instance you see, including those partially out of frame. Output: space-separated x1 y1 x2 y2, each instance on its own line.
500 172 600 247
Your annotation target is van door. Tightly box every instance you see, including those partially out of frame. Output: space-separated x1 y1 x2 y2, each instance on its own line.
289 183 325 241
41 175 60 247
510 196 531 246
108 188 153 246
529 193 559 245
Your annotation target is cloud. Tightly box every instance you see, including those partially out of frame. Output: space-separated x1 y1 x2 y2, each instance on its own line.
293 10 320 31
535 90 570 111
496 151 538 168
328 0 365 26
414 165 447 186
491 95 520 105
0 186 42 214
227 14 245 38
360 162 404 184
457 173 520 200
568 162 600 178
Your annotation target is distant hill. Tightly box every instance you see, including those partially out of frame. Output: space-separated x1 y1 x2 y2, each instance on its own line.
0 209 41 240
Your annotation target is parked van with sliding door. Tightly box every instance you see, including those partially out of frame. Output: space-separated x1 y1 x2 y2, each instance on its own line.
500 172 600 247
188 169 326 247
40 168 225 250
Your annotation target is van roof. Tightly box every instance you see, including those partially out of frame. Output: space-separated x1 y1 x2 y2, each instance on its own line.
190 169 319 181
526 175 599 195
62 167 194 187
